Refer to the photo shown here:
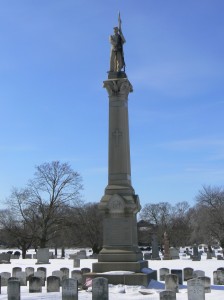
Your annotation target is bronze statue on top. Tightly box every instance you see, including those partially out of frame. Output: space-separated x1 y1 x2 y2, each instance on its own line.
109 13 126 74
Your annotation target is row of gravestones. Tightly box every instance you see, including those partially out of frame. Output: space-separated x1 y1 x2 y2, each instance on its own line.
0 267 91 288
143 250 223 261
0 249 97 264
6 277 108 300
160 277 210 300
5 275 221 300
159 267 224 285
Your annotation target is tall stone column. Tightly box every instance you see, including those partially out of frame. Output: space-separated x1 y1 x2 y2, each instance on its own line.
97 75 143 265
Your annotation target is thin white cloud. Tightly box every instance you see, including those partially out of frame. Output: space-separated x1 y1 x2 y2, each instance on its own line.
129 58 223 97
157 138 224 151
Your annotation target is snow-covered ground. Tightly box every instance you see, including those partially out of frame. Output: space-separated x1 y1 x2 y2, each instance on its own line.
0 248 224 299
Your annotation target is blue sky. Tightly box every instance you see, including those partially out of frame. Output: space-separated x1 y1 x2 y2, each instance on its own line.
0 0 224 208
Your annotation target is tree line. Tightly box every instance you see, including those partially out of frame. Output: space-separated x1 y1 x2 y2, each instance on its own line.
0 161 102 258
139 186 224 250
0 161 223 257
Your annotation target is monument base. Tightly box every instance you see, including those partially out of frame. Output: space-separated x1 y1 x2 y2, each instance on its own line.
83 272 154 287
92 260 148 273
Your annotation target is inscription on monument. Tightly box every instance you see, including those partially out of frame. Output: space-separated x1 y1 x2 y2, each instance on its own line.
104 218 132 245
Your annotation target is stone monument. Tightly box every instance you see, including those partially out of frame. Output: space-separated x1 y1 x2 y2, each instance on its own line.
85 14 151 286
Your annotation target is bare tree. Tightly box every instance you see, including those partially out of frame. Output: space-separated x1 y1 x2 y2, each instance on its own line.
195 185 224 249
140 201 192 247
7 161 83 248
0 209 35 258
139 202 173 245
65 203 103 253
170 201 192 246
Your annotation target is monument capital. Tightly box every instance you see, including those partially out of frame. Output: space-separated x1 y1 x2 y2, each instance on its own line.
103 78 133 98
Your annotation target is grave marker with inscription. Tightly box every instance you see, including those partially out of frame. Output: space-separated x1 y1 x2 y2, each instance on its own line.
187 278 205 300
62 278 78 300
92 277 108 300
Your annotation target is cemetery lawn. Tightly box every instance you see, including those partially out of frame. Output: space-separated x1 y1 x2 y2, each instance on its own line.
0 249 223 299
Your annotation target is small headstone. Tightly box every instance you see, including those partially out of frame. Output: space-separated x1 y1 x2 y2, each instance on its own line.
160 290 176 300
217 255 223 260
60 267 70 280
29 276 42 293
92 277 108 300
198 276 211 293
34 270 45 286
193 270 205 278
187 278 205 300
47 275 60 292
0 252 11 263
52 270 63 285
7 279 20 300
151 233 161 260
81 268 91 274
184 267 193 281
12 267 22 278
171 269 182 284
36 248 50 264
17 271 27 286
37 267 47 281
73 258 80 268
76 251 87 259
213 270 224 285
192 244 201 261
69 254 77 260
71 270 83 286
0 272 11 286
62 278 78 300
170 247 180 259
159 268 170 281
25 267 34 280
165 274 179 293
206 252 212 259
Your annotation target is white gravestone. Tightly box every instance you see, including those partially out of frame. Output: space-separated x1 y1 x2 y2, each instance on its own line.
184 268 193 281
73 258 80 268
34 270 45 286
198 276 211 293
92 277 109 300
187 278 205 300
213 270 224 285
17 271 27 286
29 276 42 293
36 248 50 264
47 275 60 292
71 270 83 286
8 279 20 300
62 278 78 300
25 267 34 280
165 274 179 293
12 267 22 278
160 268 170 281
160 290 176 300
0 272 11 286
52 270 63 285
